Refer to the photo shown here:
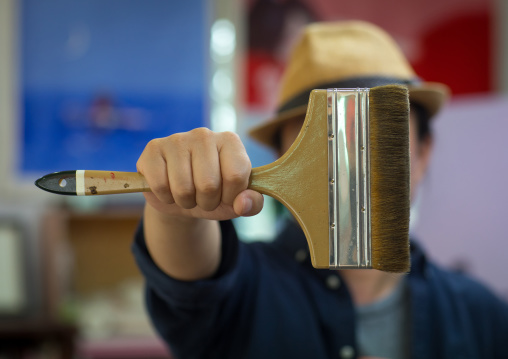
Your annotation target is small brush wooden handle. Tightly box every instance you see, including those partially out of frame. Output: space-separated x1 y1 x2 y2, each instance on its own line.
83 170 150 195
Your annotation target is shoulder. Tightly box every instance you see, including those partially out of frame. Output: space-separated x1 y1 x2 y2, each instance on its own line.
415 255 508 355
410 241 506 311
424 259 506 312
409 241 508 356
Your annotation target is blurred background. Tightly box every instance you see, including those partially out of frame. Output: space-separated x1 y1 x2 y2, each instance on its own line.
0 0 506 357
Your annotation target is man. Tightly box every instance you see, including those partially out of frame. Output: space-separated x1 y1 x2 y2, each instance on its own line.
133 21 508 359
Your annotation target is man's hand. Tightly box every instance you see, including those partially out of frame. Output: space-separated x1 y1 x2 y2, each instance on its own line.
136 128 264 280
137 128 264 221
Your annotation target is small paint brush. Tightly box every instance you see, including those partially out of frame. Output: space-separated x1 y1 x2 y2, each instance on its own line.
35 170 149 196
36 85 410 273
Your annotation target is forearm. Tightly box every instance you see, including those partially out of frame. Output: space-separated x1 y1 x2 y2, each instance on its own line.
143 203 222 281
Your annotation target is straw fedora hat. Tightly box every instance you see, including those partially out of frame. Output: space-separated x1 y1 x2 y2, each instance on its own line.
249 20 450 148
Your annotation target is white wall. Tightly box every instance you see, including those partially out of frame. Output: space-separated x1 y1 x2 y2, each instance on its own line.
411 0 508 300
0 0 57 315
413 94 508 299
0 0 19 195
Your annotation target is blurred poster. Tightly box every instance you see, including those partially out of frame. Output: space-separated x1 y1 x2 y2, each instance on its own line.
246 0 316 113
244 0 493 113
20 0 208 173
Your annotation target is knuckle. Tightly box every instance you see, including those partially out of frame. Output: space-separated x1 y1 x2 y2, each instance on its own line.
224 167 250 187
190 127 214 140
196 177 221 195
151 182 171 197
145 138 163 152
173 183 196 203
221 131 241 142
167 132 187 147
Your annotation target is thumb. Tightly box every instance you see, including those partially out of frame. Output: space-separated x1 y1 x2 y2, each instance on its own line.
233 189 264 217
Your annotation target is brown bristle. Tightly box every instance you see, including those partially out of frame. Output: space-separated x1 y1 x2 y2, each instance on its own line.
369 85 411 273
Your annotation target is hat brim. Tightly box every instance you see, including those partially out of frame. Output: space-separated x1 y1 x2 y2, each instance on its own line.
408 82 450 118
248 82 450 149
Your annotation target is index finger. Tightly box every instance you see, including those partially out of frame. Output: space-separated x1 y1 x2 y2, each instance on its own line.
218 132 252 205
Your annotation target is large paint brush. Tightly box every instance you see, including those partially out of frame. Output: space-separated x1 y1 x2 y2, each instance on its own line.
36 85 410 273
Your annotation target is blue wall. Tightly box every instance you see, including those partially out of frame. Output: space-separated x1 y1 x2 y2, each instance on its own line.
21 0 207 172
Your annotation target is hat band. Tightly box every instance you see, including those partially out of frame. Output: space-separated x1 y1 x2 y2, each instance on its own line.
277 76 421 114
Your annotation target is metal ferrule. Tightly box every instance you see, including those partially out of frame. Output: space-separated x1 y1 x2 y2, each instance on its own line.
327 88 372 269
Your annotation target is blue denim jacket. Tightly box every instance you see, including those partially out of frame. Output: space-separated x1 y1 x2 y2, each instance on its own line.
133 220 508 359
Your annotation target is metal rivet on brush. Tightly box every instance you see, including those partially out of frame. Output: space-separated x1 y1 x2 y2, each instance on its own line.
328 133 334 140
330 179 334 184
331 223 335 228
361 207 365 212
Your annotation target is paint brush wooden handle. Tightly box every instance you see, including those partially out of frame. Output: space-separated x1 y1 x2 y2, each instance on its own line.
78 170 150 195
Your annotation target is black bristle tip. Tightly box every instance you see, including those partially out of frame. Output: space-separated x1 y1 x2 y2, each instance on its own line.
369 85 411 273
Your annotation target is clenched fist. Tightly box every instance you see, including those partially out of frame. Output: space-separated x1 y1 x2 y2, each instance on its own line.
137 128 264 221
